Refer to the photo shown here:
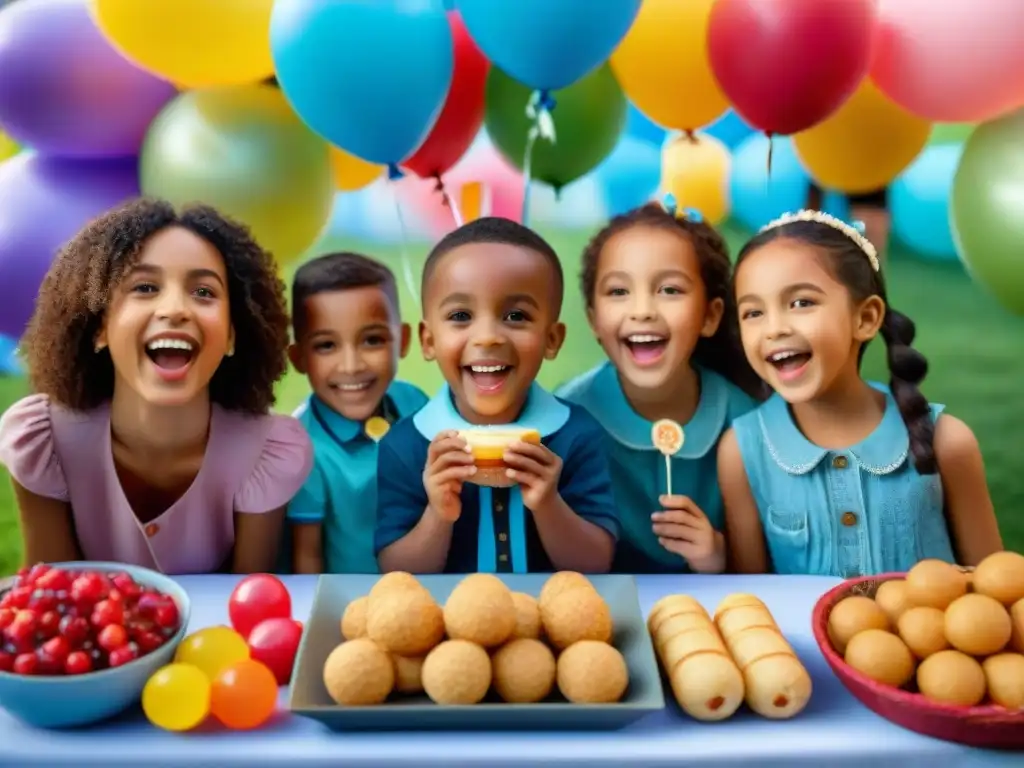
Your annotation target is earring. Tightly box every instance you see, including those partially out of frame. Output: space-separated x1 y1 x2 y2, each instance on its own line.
226 344 235 357
94 341 106 353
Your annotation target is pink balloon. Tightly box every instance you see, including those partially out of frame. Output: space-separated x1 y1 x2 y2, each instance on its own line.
871 0 1024 122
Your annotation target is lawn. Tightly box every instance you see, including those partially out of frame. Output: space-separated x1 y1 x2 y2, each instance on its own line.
0 222 1021 575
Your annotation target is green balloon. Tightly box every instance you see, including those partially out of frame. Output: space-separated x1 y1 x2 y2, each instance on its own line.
485 64 626 191
928 122 976 146
140 85 334 265
950 108 1024 316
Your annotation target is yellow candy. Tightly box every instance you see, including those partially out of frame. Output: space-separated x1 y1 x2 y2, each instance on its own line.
174 625 250 680
142 663 211 732
364 416 391 442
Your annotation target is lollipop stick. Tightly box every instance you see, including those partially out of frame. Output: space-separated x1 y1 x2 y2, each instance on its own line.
665 455 673 497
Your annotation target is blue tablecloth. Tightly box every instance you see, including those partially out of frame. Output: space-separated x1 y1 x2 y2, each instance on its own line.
0 574 1017 768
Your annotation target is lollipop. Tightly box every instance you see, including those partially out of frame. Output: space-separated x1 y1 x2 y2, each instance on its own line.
651 419 684 496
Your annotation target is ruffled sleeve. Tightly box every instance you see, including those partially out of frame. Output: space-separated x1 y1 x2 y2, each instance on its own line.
234 414 314 514
0 394 69 502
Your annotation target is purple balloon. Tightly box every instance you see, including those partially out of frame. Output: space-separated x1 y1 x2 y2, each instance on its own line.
0 152 140 337
0 0 177 158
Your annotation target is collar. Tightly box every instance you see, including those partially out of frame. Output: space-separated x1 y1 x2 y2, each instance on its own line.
413 381 569 439
575 362 729 459
305 385 407 445
757 389 909 476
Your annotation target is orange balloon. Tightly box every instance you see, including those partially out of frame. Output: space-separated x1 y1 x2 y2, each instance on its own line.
329 147 384 192
209 659 278 730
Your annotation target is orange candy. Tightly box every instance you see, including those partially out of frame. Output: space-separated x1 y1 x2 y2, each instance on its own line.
209 658 279 729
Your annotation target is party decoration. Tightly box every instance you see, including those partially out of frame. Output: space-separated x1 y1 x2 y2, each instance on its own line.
271 0 453 167
703 111 756 151
929 124 976 146
0 335 21 376
660 134 731 226
139 85 333 265
210 659 278 730
0 154 139 338
0 131 19 162
707 0 877 135
247 617 303 685
456 0 641 92
950 109 1024 316
142 663 211 732
890 144 963 262
91 0 274 87
228 574 293 639
0 0 176 158
403 11 489 180
626 104 667 147
730 134 809 232
485 64 626 191
872 0 1024 123
330 148 384 193
594 136 661 217
174 626 251 681
611 0 727 131
793 80 930 194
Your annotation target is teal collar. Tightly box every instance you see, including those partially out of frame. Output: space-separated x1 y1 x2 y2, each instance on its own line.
305 383 409 445
413 382 570 439
757 388 911 475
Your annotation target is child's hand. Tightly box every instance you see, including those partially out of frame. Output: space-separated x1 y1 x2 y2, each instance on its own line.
423 430 475 522
504 440 562 511
652 495 725 574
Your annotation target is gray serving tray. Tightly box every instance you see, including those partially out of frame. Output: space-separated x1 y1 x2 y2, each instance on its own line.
288 573 665 731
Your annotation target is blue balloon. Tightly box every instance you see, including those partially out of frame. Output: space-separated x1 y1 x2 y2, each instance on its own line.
270 0 453 166
703 110 755 151
625 104 666 147
0 334 21 376
594 136 661 217
455 0 642 91
730 134 810 232
890 143 964 261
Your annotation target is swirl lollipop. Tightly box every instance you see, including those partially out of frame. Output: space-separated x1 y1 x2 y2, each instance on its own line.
651 419 684 496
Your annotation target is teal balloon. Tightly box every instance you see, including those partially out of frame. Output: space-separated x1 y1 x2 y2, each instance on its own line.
485 64 626 191
140 84 333 265
950 108 1024 316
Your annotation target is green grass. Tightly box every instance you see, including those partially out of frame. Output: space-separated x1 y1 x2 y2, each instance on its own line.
0 222 1021 575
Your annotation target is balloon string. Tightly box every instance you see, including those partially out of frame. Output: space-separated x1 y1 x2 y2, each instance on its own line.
390 183 420 312
433 173 464 228
766 134 774 180
521 89 558 225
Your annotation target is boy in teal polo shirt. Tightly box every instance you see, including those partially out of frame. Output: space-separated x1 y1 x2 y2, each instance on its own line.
287 252 428 573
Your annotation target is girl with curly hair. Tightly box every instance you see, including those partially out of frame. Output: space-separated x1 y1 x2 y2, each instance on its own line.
0 198 313 575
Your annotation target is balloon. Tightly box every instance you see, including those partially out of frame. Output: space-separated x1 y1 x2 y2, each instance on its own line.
0 335 21 376
610 0 727 131
707 0 877 135
950 108 1024 316
142 663 211 732
793 80 931 194
660 134 731 226
929 124 976 146
228 574 292 640
210 659 278 730
91 0 274 87
247 618 302 685
0 0 176 158
174 626 251 681
625 104 667 147
594 136 661 217
890 144 963 262
456 0 641 91
730 134 809 232
403 11 490 179
0 131 19 162
703 110 756 151
0 154 139 338
871 0 1024 123
271 0 453 166
140 85 333 265
330 148 384 193
485 64 626 191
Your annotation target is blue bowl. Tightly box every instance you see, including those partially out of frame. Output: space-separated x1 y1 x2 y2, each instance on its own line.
0 561 191 729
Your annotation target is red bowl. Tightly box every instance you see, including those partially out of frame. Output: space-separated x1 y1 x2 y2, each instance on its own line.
812 573 1023 750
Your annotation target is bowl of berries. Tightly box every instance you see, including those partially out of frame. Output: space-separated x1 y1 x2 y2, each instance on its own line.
0 561 190 728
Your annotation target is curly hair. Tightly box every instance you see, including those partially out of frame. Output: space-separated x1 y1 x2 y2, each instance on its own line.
580 202 764 399
21 197 290 414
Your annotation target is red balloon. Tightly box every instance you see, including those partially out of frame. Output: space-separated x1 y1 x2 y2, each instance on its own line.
247 617 303 685
707 0 877 135
403 11 489 179
228 574 292 640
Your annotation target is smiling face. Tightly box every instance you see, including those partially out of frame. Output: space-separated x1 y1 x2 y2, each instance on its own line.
96 226 234 408
289 285 410 422
735 239 884 403
420 242 565 424
588 226 723 397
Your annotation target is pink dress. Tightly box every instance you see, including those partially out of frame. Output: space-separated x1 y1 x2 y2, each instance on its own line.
0 394 313 575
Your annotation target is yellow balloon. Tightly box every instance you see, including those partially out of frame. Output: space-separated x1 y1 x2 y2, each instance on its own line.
90 0 274 88
661 133 731 226
793 80 932 194
610 0 728 131
329 147 384 192
142 663 211 732
174 626 250 681
0 131 18 162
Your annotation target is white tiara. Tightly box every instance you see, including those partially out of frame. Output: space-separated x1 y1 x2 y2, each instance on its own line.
760 210 879 272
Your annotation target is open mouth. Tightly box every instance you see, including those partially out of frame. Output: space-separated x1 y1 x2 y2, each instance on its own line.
766 349 812 381
330 380 375 394
623 333 668 365
464 363 512 394
145 338 196 380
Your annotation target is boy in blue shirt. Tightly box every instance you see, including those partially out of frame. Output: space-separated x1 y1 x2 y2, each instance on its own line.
374 218 619 574
287 252 427 574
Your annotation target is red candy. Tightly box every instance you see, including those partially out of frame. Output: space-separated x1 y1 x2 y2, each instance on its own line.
247 617 303 685
0 564 182 677
228 574 292 640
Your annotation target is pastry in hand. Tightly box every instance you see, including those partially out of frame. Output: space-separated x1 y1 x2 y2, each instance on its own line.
458 428 541 487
